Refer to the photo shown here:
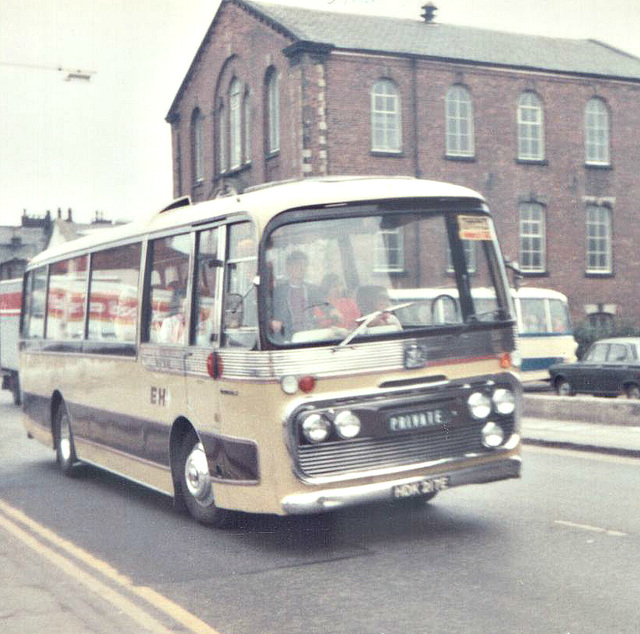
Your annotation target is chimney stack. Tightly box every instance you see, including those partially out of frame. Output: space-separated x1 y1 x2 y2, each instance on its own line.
422 2 437 23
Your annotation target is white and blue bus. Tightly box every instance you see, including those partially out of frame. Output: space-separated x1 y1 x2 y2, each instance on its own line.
391 286 577 382
513 287 578 382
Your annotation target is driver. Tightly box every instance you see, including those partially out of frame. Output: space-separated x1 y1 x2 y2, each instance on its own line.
270 250 323 339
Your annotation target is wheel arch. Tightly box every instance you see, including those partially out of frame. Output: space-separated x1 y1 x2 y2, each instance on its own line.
553 374 568 387
169 416 199 505
50 390 64 442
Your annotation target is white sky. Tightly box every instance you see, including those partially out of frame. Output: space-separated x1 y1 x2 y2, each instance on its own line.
1 0 639 226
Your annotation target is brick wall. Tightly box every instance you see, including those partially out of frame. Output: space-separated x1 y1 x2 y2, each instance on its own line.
169 2 640 324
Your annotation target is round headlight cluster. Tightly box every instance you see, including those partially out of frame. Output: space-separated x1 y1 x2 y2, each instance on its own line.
334 411 361 439
467 387 516 419
481 422 505 448
492 388 516 415
467 387 516 450
301 413 332 444
300 410 362 444
467 392 492 419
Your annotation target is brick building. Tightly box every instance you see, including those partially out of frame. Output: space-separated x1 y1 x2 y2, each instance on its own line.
0 212 52 281
0 209 126 281
166 0 640 327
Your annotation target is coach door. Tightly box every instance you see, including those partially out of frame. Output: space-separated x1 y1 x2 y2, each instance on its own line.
184 226 223 431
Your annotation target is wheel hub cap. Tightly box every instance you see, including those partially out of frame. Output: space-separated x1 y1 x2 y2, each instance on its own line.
184 443 213 506
59 415 72 461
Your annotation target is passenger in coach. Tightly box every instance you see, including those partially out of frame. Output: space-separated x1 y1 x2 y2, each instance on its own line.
314 273 361 330
159 285 187 344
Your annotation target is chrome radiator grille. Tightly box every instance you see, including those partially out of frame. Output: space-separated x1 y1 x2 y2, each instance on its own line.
297 420 516 479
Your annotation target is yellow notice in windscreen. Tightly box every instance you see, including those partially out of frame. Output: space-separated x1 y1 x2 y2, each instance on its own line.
458 215 493 241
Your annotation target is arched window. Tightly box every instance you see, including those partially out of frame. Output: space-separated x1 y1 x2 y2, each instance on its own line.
519 202 546 272
517 92 544 161
445 85 474 157
585 98 610 165
266 69 279 154
371 79 401 152
229 79 242 169
191 108 204 184
243 89 251 164
586 205 612 273
218 103 226 174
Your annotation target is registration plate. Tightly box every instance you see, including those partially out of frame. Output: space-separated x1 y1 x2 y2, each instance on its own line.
392 476 450 499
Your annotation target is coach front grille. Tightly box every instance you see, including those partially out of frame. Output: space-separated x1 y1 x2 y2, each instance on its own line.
296 419 516 479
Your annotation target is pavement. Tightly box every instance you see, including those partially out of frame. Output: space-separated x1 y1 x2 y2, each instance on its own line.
522 416 640 457
0 517 172 634
2 389 640 633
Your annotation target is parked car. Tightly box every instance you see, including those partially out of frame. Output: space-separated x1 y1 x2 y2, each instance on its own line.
549 337 640 398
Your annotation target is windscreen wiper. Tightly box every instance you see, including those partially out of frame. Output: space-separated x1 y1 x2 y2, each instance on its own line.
337 301 414 347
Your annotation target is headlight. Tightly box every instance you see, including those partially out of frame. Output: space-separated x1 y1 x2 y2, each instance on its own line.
481 422 505 448
334 410 361 439
301 413 331 443
467 392 492 419
492 388 515 415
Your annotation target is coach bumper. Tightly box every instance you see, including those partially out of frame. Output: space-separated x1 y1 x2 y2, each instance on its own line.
281 454 521 515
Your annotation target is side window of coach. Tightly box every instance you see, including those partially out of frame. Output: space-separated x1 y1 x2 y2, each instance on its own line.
222 222 258 349
45 256 88 340
88 243 142 343
23 267 48 339
145 234 191 345
193 227 221 346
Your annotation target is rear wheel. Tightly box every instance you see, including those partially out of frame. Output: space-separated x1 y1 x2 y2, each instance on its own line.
54 402 78 476
625 383 640 399
179 431 235 528
555 378 575 396
10 372 21 406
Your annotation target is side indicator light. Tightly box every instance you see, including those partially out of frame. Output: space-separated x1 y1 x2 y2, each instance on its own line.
499 353 512 369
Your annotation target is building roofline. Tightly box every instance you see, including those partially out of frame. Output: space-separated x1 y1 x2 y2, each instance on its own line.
167 0 640 122
330 46 640 85
166 0 300 123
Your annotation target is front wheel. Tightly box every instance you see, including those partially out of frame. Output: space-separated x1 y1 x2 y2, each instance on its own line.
625 383 640 399
555 378 575 396
179 432 235 528
54 402 78 476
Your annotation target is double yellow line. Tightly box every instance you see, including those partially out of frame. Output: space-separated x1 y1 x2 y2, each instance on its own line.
0 498 221 634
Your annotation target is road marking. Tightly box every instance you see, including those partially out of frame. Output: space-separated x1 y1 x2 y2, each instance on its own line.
0 499 222 634
554 519 628 537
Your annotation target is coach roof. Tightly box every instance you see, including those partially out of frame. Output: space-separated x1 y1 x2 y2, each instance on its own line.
27 176 484 267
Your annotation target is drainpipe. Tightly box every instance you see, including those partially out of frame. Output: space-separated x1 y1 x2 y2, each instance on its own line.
411 57 421 178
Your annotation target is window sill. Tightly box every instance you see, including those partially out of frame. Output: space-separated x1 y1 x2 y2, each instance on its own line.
373 269 406 276
585 271 614 278
585 162 612 171
221 163 252 178
265 151 280 161
445 154 476 163
516 158 548 166
520 270 549 278
370 150 404 158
